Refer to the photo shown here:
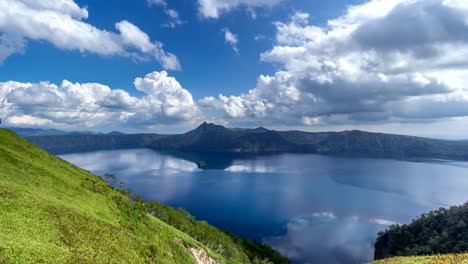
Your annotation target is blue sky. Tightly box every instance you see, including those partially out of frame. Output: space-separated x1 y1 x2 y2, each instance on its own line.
1 0 468 138
0 0 363 98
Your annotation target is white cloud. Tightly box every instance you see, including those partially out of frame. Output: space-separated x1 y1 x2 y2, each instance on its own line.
147 0 167 7
0 34 25 63
163 9 184 28
147 0 184 28
312 212 337 219
8 115 52 127
222 28 239 53
3 0 468 135
0 0 180 70
133 71 199 123
198 0 282 18
0 71 198 130
202 0 468 127
369 218 398 226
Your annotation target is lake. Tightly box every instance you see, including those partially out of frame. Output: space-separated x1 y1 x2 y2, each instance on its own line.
60 149 468 264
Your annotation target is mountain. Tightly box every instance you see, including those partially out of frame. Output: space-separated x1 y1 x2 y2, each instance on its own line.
149 122 297 153
374 203 468 261
22 122 468 160
301 130 468 160
6 127 112 137
148 123 468 160
7 127 128 138
7 127 70 137
26 133 167 154
107 131 126 135
0 128 288 263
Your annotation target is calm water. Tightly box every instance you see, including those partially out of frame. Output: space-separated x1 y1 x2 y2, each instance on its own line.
60 149 468 264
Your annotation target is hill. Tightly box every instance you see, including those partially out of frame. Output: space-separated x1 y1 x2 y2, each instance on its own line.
6 127 118 137
149 122 296 153
23 122 468 160
26 133 167 154
149 123 468 160
7 127 70 137
304 130 468 159
0 129 288 263
374 203 468 261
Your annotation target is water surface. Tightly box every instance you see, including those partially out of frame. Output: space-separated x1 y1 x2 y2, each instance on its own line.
60 149 468 264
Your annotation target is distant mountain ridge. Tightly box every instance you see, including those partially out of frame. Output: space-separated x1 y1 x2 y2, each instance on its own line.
27 133 165 154
148 123 468 160
7 127 70 137
149 122 297 153
21 122 468 160
7 127 126 137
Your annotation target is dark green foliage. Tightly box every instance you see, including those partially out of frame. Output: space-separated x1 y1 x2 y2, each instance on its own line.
145 201 290 264
100 173 289 263
374 203 468 260
238 238 290 264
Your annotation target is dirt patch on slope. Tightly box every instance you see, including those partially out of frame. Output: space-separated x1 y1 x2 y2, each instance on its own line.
187 247 219 264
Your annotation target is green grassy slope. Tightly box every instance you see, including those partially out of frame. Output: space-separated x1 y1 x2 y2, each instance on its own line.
0 129 285 263
372 253 468 263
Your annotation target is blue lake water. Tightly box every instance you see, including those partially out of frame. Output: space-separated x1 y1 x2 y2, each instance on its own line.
60 149 468 264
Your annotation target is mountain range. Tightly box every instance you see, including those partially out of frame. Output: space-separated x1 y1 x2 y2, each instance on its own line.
7 127 125 137
20 122 468 161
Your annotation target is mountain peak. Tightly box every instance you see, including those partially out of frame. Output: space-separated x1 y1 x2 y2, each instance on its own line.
253 127 269 132
107 131 125 135
196 122 226 130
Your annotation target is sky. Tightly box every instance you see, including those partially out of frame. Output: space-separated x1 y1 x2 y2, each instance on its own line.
1 0 468 138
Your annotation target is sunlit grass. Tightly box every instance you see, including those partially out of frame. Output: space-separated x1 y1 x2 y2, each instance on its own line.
0 128 247 263
373 253 468 264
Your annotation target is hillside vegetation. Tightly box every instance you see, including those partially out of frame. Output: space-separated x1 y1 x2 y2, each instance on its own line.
374 203 468 261
373 253 468 264
0 129 287 263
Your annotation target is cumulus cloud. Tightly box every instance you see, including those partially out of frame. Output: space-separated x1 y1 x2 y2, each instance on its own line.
202 0 468 126
0 71 198 130
0 0 180 70
198 0 282 18
222 28 239 53
3 0 468 133
133 71 199 123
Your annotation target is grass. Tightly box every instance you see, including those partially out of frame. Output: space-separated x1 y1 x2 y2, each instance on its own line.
372 253 468 264
1 128 464 264
0 128 271 263
144 201 289 264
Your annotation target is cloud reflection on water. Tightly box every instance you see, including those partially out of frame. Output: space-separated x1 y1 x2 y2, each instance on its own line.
265 212 397 264
59 150 468 264
60 148 198 202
